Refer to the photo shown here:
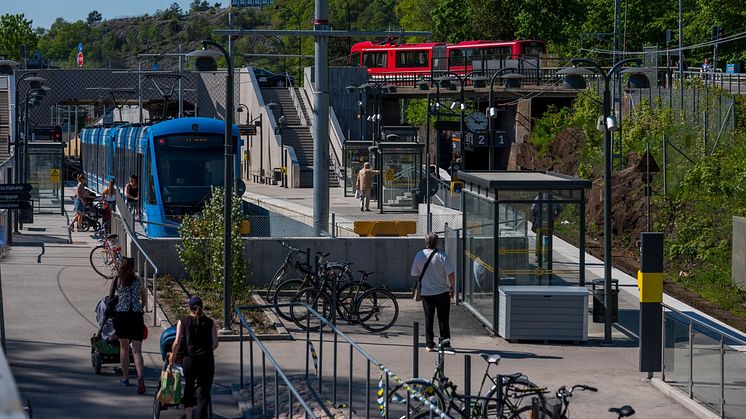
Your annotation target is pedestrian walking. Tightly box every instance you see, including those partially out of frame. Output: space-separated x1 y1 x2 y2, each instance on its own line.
109 257 147 394
355 162 380 211
411 232 456 354
124 174 139 218
169 296 219 419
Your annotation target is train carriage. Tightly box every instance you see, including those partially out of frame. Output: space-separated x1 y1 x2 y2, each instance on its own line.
80 117 241 237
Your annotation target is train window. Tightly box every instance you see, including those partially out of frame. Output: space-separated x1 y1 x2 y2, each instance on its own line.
395 50 429 68
449 48 475 67
481 46 512 60
350 52 361 66
147 152 156 204
522 43 545 57
362 52 387 68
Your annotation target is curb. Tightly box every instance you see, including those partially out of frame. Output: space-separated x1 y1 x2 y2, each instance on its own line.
650 377 720 419
217 294 294 342
232 385 258 419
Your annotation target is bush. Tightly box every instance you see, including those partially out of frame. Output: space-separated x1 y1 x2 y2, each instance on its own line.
177 187 250 305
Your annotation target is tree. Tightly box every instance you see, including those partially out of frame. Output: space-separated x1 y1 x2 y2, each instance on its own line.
0 14 38 60
189 0 210 13
87 10 103 26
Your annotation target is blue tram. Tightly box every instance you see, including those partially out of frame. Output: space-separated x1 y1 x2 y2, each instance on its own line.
80 117 241 237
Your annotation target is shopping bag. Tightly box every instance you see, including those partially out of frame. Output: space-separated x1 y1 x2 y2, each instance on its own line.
355 190 361 200
156 365 182 405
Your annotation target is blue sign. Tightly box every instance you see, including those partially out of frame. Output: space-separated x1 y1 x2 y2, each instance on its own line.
78 43 83 53
231 0 271 7
726 63 740 74
152 63 160 71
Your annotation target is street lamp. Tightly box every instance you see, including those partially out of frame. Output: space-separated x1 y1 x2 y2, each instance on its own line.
348 82 396 142
345 84 367 140
486 68 523 170
433 72 484 171
558 57 650 342
187 40 235 334
274 4 303 83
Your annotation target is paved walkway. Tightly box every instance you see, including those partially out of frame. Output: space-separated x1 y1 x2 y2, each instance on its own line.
1 205 242 418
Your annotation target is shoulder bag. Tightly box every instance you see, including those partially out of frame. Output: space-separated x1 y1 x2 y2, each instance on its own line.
413 249 438 302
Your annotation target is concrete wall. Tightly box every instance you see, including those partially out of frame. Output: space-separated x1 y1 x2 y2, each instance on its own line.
733 216 746 290
137 236 424 291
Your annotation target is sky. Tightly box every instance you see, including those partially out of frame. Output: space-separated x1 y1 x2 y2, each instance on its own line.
4 1 224 30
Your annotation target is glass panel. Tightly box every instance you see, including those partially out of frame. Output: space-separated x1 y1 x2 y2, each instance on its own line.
690 329 722 413
27 147 63 213
345 147 368 197
663 314 690 394
463 191 495 326
498 189 581 202
153 133 225 215
724 347 746 418
380 148 421 212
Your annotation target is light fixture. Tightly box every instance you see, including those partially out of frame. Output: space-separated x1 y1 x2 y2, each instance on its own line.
558 66 594 90
0 59 19 75
346 84 358 93
186 48 221 71
501 73 524 89
471 76 488 89
620 67 652 89
487 107 498 118
417 81 430 91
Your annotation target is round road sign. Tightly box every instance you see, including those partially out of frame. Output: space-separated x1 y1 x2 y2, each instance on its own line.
77 52 84 67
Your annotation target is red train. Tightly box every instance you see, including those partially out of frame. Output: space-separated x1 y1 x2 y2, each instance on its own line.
350 39 546 78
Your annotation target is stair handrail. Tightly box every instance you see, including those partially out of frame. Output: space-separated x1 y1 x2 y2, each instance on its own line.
288 87 309 127
302 69 345 186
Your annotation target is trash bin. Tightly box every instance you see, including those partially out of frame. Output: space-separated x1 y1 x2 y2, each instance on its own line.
273 168 282 183
592 279 619 323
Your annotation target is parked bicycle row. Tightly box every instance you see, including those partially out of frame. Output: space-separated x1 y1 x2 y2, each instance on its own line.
266 241 400 333
386 340 636 419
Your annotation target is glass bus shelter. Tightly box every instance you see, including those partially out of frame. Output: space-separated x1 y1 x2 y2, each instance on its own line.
26 141 65 215
458 171 591 335
369 142 424 213
343 141 374 197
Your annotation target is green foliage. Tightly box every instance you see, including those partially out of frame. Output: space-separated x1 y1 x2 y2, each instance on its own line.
189 1 211 13
86 10 102 26
0 14 38 60
530 105 570 154
177 187 250 305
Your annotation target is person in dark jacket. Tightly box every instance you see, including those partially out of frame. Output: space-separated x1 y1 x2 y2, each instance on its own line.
169 296 219 419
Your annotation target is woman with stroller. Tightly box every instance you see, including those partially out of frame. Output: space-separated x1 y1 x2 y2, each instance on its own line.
109 257 148 394
169 295 218 419
101 177 117 233
68 173 88 232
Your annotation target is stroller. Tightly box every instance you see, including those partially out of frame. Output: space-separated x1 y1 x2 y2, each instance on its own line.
90 296 132 374
153 326 213 418
81 199 104 233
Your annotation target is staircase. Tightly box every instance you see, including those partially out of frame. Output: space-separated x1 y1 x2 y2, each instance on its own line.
261 87 314 187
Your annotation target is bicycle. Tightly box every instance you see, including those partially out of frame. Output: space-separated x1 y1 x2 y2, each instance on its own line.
271 251 357 321
289 264 398 333
90 234 123 279
265 241 311 300
387 339 544 418
519 384 599 419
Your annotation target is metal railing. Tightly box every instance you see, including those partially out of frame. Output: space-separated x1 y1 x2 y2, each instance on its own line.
661 303 746 419
237 302 450 419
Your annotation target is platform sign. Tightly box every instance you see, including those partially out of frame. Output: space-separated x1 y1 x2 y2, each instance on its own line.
0 184 32 193
0 183 33 211
239 124 257 136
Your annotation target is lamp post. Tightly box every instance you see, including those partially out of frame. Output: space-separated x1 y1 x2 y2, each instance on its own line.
486 69 522 171
345 84 366 140
274 4 303 83
188 40 235 333
560 57 646 342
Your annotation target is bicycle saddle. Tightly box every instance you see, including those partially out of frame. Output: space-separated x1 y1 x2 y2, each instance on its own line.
316 252 331 257
106 234 118 239
357 270 374 276
608 406 635 417
479 353 502 364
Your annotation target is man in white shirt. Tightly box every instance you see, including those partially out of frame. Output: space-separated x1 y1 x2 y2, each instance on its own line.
411 233 456 354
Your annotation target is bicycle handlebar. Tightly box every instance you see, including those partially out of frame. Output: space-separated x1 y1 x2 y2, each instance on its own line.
276 240 307 255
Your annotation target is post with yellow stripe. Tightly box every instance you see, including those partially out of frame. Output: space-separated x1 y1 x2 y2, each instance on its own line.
638 232 663 373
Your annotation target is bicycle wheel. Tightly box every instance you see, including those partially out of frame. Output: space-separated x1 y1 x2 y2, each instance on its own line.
481 377 545 418
387 379 446 419
271 278 305 321
355 288 399 333
335 281 372 322
290 287 332 331
265 266 287 300
90 245 115 278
